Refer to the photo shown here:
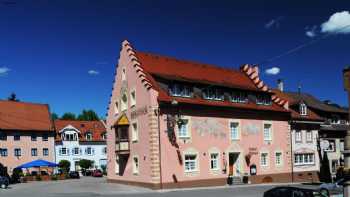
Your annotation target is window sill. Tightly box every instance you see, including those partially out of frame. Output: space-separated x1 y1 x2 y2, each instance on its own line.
133 172 139 176
178 136 191 140
231 138 240 141
132 140 138 143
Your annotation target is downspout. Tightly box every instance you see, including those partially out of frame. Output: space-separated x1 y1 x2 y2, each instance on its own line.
290 120 294 183
157 107 163 189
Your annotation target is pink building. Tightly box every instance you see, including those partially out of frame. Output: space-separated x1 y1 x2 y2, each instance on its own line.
106 40 293 189
0 100 55 174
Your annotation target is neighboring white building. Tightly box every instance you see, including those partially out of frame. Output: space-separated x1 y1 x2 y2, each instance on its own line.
54 120 107 171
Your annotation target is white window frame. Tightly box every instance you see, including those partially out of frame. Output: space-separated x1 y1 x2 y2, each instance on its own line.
60 147 68 156
102 147 107 155
178 118 190 139
210 152 220 171
31 148 38 156
294 153 315 165
184 153 198 172
229 121 240 140
14 148 21 157
73 147 80 155
295 130 302 143
86 147 93 155
300 103 307 116
130 88 136 107
263 123 272 141
260 152 269 167
131 121 138 142
275 151 283 166
132 155 139 175
121 67 126 81
231 92 247 103
306 131 312 143
43 148 49 156
120 92 128 112
85 132 92 141
203 88 223 101
114 101 119 115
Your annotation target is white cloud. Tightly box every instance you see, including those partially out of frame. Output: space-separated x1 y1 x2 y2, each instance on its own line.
305 25 317 38
0 67 10 76
265 67 280 75
88 70 99 75
264 16 284 29
321 11 350 34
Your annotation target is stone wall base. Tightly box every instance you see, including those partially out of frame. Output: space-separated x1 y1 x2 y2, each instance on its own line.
292 171 319 183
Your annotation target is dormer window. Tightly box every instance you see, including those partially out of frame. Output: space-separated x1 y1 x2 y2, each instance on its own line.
256 94 272 105
85 132 92 141
300 103 307 116
232 92 248 103
169 84 192 98
63 133 78 141
203 87 223 101
101 132 107 140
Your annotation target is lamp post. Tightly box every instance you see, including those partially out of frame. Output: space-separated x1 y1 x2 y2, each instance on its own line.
342 67 350 197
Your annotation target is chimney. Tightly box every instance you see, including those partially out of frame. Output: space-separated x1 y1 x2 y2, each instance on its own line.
277 79 284 92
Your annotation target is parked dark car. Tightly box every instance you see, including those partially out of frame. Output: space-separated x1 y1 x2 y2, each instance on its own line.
264 186 328 197
82 169 92 176
69 171 80 179
92 170 103 177
0 176 9 189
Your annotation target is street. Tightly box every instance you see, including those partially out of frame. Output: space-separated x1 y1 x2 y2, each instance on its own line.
0 177 317 197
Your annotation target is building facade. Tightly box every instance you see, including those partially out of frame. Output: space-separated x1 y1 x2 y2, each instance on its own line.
54 120 107 171
106 40 293 189
0 100 55 174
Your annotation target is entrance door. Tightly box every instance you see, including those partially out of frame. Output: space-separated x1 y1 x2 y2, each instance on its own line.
228 152 240 176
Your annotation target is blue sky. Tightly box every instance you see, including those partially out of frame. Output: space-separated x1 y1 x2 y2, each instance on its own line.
0 0 350 118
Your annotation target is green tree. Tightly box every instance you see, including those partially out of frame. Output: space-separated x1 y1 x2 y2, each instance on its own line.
319 152 332 183
58 160 70 174
7 93 19 101
78 159 94 171
51 113 59 120
77 109 100 121
61 112 76 120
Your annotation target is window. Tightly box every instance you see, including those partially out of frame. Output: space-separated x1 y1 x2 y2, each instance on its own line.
300 103 307 116
121 93 128 111
0 148 8 157
294 153 314 165
42 134 48 141
178 120 189 138
0 132 7 141
14 148 21 157
184 154 197 172
203 88 223 101
260 152 269 166
275 152 282 166
340 140 345 152
122 67 126 81
306 131 312 143
332 160 339 173
73 147 80 155
60 148 68 155
256 94 272 105
210 153 219 170
324 140 336 152
114 102 119 114
43 148 49 156
169 84 192 98
103 147 107 155
101 132 107 140
31 134 37 141
31 148 38 156
86 147 93 155
85 132 92 141
14 134 20 141
64 133 77 141
230 122 239 140
131 122 138 142
295 130 302 143
231 92 248 103
133 156 139 175
130 89 136 107
263 123 272 141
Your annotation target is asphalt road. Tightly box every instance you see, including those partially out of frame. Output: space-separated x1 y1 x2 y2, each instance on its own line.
0 177 320 197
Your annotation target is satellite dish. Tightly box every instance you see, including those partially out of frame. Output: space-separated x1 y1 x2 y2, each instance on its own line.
320 140 330 150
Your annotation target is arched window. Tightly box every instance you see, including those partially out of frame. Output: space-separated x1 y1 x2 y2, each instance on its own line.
120 93 128 111
85 132 93 141
300 103 307 116
122 68 126 81
101 132 107 140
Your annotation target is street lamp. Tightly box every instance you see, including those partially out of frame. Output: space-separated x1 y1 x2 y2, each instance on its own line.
342 67 350 197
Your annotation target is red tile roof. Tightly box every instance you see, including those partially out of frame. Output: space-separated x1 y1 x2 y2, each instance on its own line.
0 100 54 131
135 51 261 91
54 120 106 142
131 50 288 113
272 90 323 121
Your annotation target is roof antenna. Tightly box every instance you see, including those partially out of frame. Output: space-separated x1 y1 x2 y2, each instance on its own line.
298 83 302 95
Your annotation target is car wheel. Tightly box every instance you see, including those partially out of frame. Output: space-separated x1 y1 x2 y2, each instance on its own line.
320 189 329 197
1 184 7 189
